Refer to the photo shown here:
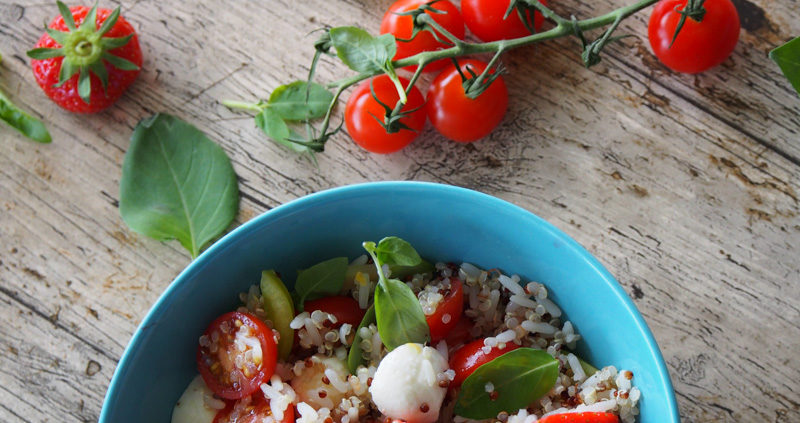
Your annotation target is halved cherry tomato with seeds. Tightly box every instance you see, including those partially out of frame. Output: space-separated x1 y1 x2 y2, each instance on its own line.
304 296 366 328
425 278 464 343
448 337 520 388
197 311 278 400
444 315 474 348
213 391 295 423
537 412 620 423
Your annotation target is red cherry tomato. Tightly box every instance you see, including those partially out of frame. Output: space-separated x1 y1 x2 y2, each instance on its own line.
380 0 465 72
197 311 278 400
345 75 426 154
537 412 620 423
462 0 547 42
648 0 739 73
444 316 475 348
426 59 508 142
304 296 366 327
448 337 520 388
425 278 464 343
213 392 295 423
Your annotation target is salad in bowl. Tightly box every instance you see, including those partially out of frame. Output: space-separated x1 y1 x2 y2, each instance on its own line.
172 237 641 423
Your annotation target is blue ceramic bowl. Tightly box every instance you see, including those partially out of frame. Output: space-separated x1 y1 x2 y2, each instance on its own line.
99 181 678 423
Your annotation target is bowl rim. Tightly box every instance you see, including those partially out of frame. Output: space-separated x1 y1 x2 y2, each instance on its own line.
99 181 679 422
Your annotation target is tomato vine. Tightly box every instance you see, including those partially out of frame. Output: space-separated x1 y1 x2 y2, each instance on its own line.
224 0 670 157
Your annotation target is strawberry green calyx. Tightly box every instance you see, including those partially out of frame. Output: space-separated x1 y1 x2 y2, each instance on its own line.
26 1 139 105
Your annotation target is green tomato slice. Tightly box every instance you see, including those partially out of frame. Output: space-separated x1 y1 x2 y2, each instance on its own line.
260 270 295 359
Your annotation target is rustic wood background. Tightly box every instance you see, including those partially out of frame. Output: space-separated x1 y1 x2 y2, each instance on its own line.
1 0 798 421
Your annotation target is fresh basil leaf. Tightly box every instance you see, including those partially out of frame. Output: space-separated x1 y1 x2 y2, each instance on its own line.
347 304 376 373
119 114 239 258
269 81 333 121
0 90 51 143
295 257 349 306
454 348 559 419
374 278 430 350
330 26 396 74
375 236 422 267
770 37 800 96
254 108 311 154
390 259 434 280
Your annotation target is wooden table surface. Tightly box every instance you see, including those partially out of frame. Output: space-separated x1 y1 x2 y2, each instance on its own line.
1 0 798 422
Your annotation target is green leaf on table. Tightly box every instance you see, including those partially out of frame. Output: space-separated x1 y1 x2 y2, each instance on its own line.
330 26 396 74
347 304 376 373
119 113 239 259
254 107 310 154
0 90 51 143
770 36 800 96
295 257 349 306
374 277 430 350
454 348 559 419
374 236 422 268
269 81 333 121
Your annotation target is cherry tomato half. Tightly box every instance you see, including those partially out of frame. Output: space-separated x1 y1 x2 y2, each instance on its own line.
345 75 426 154
426 59 508 143
448 337 520 388
380 0 465 72
444 315 475 348
197 311 278 400
213 391 295 423
648 0 739 73
537 412 620 423
425 278 464 343
462 0 547 42
304 296 366 327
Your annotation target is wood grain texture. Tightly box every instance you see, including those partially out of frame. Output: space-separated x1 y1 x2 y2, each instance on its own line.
0 0 798 422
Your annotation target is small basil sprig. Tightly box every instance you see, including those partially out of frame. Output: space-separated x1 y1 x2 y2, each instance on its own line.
364 237 430 351
294 256 349 308
770 36 800 97
0 53 51 143
119 114 239 258
454 348 559 419
347 304 376 373
223 81 333 155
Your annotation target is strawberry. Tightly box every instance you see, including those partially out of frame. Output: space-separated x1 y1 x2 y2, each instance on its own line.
27 2 142 113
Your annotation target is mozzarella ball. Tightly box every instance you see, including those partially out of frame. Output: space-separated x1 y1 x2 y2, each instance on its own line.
369 343 448 423
171 375 220 423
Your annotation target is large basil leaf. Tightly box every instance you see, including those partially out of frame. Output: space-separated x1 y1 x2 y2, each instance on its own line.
375 236 422 267
295 257 349 306
119 114 239 258
374 278 430 350
0 89 51 143
770 37 800 96
347 304 376 373
330 27 396 74
269 81 334 121
454 348 559 419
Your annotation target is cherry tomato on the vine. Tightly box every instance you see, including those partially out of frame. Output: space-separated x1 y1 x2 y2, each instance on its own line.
462 0 548 42
304 296 366 327
380 0 465 72
425 278 464 343
426 59 508 143
345 75 426 154
196 311 278 400
648 0 740 73
448 337 520 389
